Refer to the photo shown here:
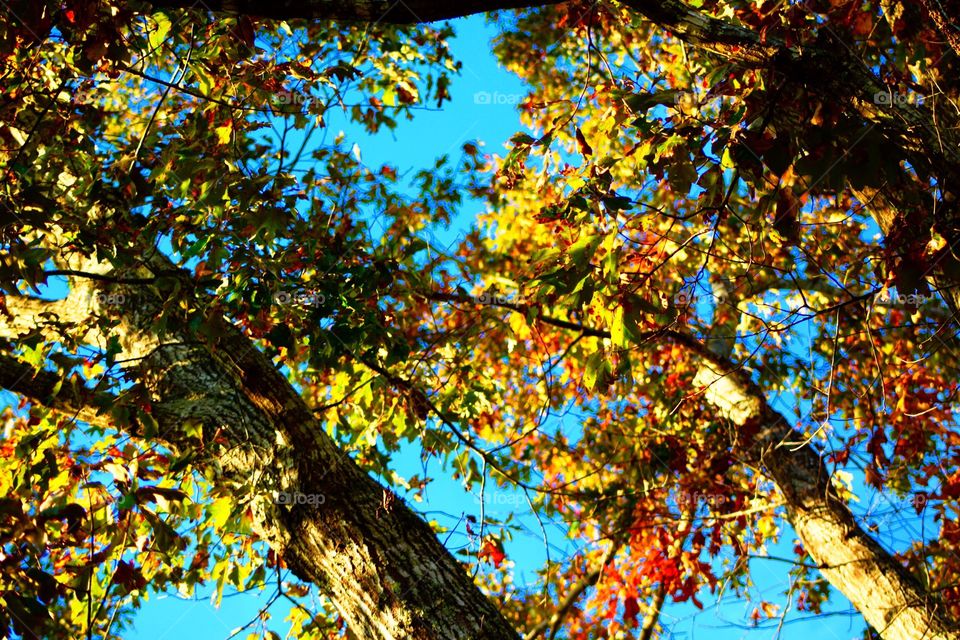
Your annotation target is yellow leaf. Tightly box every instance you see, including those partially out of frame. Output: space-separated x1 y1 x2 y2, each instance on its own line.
611 305 626 347
182 418 204 441
148 13 172 52
757 515 778 538
210 497 232 529
214 124 232 145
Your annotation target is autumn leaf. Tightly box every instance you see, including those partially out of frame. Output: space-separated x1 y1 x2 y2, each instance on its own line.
575 127 592 157
479 538 506 568
623 595 640 626
3 1 960 638
214 121 233 145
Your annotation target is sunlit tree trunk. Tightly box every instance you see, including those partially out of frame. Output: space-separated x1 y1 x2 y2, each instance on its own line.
0 247 519 640
695 357 959 640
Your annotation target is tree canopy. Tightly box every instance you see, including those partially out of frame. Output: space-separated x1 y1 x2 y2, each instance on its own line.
2 0 960 639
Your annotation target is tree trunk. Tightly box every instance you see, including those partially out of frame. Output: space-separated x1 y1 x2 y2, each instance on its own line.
694 354 960 640
509 300 960 640
143 0 561 23
687 267 959 639
0 252 520 640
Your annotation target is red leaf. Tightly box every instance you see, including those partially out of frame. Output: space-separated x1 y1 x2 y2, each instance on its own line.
112 560 147 591
864 463 884 488
623 595 640 626
479 539 506 568
232 16 256 49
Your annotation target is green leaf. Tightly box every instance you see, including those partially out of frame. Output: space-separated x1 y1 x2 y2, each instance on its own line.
105 335 122 368
509 133 536 145
583 350 604 390
626 90 682 115
182 234 212 260
611 306 627 348
602 195 633 211
666 160 698 195
568 234 602 270
141 508 179 553
117 493 136 510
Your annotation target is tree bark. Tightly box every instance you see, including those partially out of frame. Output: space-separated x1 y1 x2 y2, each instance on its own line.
0 252 520 640
143 0 562 23
9 0 960 636
916 0 960 58
681 273 960 639
513 305 960 640
692 355 960 640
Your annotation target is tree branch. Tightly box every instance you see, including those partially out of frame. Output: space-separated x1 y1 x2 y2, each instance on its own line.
0 295 98 343
916 0 960 58
430 296 959 640
638 581 667 640
0 345 116 429
144 0 563 23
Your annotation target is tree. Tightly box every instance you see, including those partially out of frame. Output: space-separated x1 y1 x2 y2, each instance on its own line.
1 0 959 638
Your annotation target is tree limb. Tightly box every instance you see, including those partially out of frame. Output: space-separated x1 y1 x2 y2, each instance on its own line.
916 0 960 58
0 345 116 429
450 299 960 640
144 0 563 23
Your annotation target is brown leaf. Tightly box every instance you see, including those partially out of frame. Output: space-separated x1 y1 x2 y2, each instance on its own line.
575 127 592 157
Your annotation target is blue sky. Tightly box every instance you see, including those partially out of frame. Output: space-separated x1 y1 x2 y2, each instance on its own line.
36 13 900 640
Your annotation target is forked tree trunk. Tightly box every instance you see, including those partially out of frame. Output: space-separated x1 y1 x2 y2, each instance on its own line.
6 0 960 636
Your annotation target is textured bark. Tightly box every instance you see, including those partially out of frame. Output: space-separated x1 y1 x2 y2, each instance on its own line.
0 256 519 640
7 0 960 636
688 259 957 638
4 259 958 640
916 0 960 58
145 0 562 23
694 356 960 640
450 290 960 640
